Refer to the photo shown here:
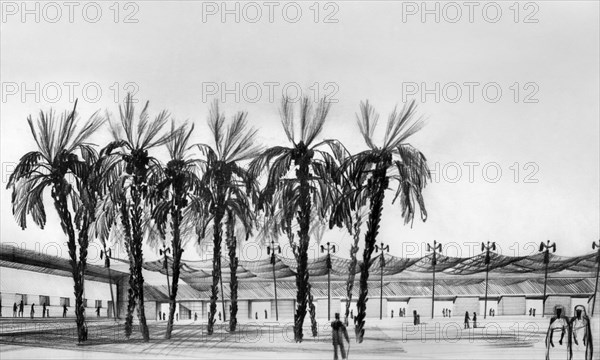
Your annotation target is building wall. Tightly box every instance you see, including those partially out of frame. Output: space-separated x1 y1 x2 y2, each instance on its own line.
0 266 115 318
434 300 454 318
498 296 526 316
479 298 499 317
249 301 271 320
316 298 341 319
144 300 157 320
544 296 571 316
454 297 479 317
408 297 431 319
525 298 543 317
277 299 295 320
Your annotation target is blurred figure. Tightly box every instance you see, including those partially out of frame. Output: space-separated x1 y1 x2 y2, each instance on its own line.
18 300 24 317
331 313 350 360
473 312 477 328
464 311 470 329
62 304 68 318
545 305 572 360
42 303 47 318
13 302 17 317
570 305 592 360
413 310 418 325
30 303 35 319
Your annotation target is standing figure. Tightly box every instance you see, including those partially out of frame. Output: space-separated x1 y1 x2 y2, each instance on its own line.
391 310 394 318
18 300 24 317
448 309 451 318
464 311 470 329
62 304 68 318
30 303 35 319
570 305 593 360
413 310 418 326
158 312 162 320
264 309 268 319
163 312 166 321
350 309 353 319
472 312 477 328
13 303 17 317
529 308 533 316
194 313 198 321
42 303 47 318
545 305 572 360
96 306 101 317
331 313 350 360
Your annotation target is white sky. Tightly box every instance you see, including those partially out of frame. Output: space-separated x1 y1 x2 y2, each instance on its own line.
1 1 598 268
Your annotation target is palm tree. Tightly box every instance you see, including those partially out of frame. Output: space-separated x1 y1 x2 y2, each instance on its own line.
7 100 104 342
249 96 343 342
347 99 430 342
148 122 202 339
195 101 260 335
328 148 369 326
102 94 174 341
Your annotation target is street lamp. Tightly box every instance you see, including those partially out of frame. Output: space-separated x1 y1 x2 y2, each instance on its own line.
100 248 117 319
159 245 172 297
267 240 281 321
539 240 556 317
321 242 337 321
481 241 496 319
375 242 389 320
591 240 600 316
427 240 442 319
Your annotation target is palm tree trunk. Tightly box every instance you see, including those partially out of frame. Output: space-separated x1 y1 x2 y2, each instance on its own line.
52 189 87 342
207 210 224 335
226 210 238 332
355 169 388 343
120 198 138 338
165 198 183 339
344 212 362 326
130 186 150 341
307 283 318 337
75 213 91 341
294 162 311 342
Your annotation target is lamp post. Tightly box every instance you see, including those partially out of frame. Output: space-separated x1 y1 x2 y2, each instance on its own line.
481 241 496 319
539 240 556 317
427 240 442 319
159 245 172 319
159 245 172 297
375 242 389 320
321 242 337 321
100 248 117 319
267 240 281 321
591 240 600 316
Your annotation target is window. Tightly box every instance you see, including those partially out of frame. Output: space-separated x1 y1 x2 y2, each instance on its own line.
60 297 70 307
39 295 50 306
95 300 102 308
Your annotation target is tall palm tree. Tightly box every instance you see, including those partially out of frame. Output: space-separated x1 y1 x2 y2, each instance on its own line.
148 122 202 339
328 147 369 326
249 96 343 342
7 100 104 342
348 99 430 342
102 94 174 341
195 101 260 335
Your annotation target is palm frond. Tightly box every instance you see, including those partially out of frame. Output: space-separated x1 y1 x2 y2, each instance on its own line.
356 100 379 150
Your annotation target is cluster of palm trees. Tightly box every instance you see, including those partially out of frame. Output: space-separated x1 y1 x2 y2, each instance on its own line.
7 93 430 344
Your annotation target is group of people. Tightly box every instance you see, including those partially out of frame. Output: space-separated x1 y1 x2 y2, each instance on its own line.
442 308 452 317
529 307 538 317
390 308 407 318
545 305 593 360
463 311 478 329
9 300 101 319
